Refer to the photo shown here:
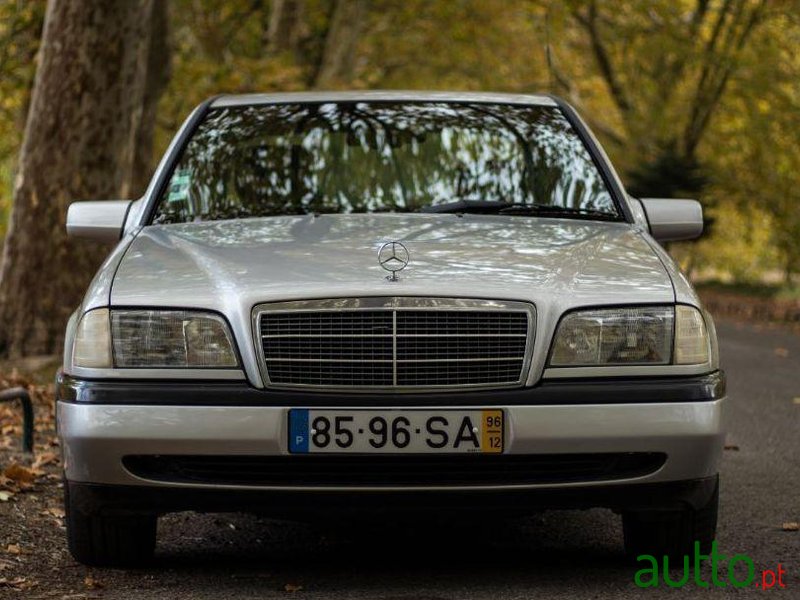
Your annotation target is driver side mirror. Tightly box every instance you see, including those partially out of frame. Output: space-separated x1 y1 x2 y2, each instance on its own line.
639 198 703 242
66 200 132 242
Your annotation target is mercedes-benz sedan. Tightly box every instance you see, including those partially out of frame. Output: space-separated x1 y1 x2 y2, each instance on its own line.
58 92 724 566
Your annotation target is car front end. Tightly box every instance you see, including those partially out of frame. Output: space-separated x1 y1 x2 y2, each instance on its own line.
57 92 725 566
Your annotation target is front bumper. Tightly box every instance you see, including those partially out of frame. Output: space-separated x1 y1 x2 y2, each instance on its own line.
57 373 726 499
67 477 720 517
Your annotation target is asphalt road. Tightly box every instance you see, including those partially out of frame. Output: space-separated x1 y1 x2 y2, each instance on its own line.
18 319 800 599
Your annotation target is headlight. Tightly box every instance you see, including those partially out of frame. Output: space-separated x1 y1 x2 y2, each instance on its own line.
73 309 239 369
549 307 674 366
111 310 238 368
549 305 710 367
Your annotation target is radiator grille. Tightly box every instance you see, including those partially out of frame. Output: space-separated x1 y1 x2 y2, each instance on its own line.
257 299 533 389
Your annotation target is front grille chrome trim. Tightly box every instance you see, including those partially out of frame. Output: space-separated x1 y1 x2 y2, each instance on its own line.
252 297 536 392
262 334 528 338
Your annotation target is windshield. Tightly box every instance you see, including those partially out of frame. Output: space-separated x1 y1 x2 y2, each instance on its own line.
153 102 620 224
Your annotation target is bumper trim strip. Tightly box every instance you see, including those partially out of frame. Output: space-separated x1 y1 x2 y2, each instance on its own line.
57 370 725 406
67 476 720 516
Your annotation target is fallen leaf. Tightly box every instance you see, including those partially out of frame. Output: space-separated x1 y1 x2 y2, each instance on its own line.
774 347 789 357
5 544 20 555
284 583 303 593
782 522 799 532
41 507 65 519
84 575 103 590
0 491 12 502
3 463 35 486
724 444 740 451
0 576 37 590
793 397 800 405
32 452 58 469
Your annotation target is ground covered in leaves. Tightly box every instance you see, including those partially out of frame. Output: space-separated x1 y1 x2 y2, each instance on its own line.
0 366 77 596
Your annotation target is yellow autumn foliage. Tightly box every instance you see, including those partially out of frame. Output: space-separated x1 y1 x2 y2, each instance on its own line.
0 0 798 283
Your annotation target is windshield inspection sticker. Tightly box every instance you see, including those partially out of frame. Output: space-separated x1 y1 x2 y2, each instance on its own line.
167 170 191 203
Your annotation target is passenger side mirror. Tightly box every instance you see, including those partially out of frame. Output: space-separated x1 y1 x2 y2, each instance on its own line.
639 198 703 242
66 200 132 242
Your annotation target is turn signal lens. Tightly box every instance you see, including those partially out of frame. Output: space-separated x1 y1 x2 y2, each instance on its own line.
674 305 710 364
72 309 112 368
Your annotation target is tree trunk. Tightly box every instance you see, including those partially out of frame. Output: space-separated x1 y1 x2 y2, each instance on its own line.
131 0 171 197
0 0 168 358
314 0 367 89
266 0 306 58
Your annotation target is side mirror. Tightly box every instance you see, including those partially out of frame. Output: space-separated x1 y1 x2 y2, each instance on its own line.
66 200 132 242
639 198 703 242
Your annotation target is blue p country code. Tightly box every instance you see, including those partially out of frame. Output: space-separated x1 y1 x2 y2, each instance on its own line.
289 409 309 453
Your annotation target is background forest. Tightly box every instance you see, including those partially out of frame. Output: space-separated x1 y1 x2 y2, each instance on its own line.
0 0 798 357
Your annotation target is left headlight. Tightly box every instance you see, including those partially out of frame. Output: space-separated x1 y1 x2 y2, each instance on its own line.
549 305 710 367
111 310 239 368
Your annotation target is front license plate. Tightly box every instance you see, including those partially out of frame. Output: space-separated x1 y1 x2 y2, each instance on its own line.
288 409 504 454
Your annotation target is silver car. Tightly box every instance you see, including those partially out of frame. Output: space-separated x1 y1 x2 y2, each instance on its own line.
58 91 724 566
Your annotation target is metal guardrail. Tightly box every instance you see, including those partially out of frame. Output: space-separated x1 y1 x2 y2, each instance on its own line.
0 387 34 453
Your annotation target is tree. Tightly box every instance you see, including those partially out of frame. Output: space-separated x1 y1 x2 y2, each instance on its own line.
0 1 45 237
0 0 170 358
266 0 306 59
561 0 769 195
313 0 368 88
132 0 171 198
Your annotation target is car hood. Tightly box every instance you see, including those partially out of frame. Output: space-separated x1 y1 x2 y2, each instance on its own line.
112 214 673 308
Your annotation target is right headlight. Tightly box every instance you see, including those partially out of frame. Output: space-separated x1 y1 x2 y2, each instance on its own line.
549 305 709 367
73 308 239 369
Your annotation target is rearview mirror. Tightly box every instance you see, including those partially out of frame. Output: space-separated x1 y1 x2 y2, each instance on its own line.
639 198 703 242
66 200 132 242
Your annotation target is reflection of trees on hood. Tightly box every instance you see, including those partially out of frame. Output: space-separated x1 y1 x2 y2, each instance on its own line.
155 102 614 224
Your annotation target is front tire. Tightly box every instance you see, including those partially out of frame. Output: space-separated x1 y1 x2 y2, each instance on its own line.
65 485 156 567
623 479 718 560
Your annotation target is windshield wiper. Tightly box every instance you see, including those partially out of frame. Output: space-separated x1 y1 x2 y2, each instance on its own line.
419 199 512 214
497 203 619 221
420 199 619 221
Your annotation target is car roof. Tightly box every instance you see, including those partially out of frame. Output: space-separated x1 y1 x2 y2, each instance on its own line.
211 90 558 108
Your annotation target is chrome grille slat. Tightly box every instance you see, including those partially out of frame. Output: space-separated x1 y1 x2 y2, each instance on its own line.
266 358 394 363
263 334 528 338
255 298 535 391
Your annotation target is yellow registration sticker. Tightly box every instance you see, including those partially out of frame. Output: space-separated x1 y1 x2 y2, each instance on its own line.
481 409 504 453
